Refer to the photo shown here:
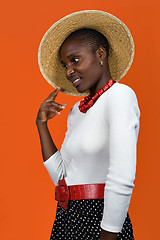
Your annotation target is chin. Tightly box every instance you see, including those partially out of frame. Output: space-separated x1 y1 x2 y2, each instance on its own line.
76 84 90 93
76 85 90 94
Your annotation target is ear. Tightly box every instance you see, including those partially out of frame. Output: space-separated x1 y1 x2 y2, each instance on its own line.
96 46 107 62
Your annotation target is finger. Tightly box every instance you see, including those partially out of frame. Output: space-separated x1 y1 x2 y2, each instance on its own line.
50 101 67 111
50 101 67 107
46 87 61 101
51 87 61 98
41 101 64 111
41 105 61 116
62 103 67 107
48 106 62 115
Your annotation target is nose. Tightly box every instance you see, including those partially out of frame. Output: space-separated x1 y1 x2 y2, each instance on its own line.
66 65 74 79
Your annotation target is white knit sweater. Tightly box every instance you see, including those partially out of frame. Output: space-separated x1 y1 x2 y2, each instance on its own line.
43 82 140 233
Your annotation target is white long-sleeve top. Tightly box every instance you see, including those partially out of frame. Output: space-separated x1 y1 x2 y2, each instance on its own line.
43 82 140 233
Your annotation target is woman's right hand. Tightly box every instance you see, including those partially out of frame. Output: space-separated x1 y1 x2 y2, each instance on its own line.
36 87 67 123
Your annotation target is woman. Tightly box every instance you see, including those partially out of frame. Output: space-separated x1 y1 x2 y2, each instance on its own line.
36 10 140 240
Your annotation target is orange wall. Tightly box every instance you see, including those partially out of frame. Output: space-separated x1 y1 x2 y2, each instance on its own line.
0 0 160 239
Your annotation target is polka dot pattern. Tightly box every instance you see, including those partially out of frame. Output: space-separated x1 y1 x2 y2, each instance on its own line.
50 199 134 240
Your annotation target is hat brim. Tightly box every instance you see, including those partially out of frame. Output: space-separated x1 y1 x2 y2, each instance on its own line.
38 10 134 96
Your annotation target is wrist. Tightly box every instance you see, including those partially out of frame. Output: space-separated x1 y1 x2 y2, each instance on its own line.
100 229 118 240
36 118 48 126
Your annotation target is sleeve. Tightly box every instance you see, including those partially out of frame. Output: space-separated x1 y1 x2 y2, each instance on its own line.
43 109 72 186
100 85 140 233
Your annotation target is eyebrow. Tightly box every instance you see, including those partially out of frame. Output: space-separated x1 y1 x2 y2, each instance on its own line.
66 52 79 59
61 52 80 65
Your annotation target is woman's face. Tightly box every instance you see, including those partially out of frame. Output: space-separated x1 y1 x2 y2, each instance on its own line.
60 37 106 94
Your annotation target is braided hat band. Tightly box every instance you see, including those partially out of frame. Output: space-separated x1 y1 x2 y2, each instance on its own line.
38 10 135 96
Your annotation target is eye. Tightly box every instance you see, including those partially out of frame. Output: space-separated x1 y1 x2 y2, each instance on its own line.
63 63 67 69
61 61 67 69
72 57 79 64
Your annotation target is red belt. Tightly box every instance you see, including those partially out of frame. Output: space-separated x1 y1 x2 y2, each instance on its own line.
55 179 105 210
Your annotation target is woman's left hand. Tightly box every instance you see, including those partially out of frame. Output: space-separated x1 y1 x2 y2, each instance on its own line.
99 229 118 240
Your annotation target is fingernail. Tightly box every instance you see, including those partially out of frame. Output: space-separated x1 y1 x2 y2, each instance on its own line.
57 111 61 115
61 106 65 109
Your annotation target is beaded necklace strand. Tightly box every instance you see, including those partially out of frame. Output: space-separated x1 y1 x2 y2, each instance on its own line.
78 79 115 113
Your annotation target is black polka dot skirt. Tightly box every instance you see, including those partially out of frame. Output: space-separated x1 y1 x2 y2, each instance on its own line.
50 199 134 240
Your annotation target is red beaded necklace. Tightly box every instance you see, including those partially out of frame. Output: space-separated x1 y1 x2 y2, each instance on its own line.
78 79 115 113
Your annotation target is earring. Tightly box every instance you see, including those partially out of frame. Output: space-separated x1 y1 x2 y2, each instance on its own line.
100 61 103 66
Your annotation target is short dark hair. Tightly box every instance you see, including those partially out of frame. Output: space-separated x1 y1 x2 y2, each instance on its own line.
59 28 110 57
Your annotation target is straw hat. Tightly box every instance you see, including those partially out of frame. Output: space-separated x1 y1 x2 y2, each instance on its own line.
38 10 134 96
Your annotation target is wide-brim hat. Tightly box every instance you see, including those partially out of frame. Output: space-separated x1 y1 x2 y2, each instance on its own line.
38 10 134 96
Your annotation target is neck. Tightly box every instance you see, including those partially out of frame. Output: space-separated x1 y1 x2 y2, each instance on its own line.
89 72 112 98
78 78 114 113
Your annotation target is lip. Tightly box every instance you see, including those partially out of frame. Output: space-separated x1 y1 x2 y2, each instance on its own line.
72 78 81 87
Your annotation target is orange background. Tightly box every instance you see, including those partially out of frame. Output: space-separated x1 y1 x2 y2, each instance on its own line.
0 0 160 239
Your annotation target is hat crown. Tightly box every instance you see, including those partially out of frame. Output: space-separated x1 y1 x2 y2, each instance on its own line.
38 10 134 96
